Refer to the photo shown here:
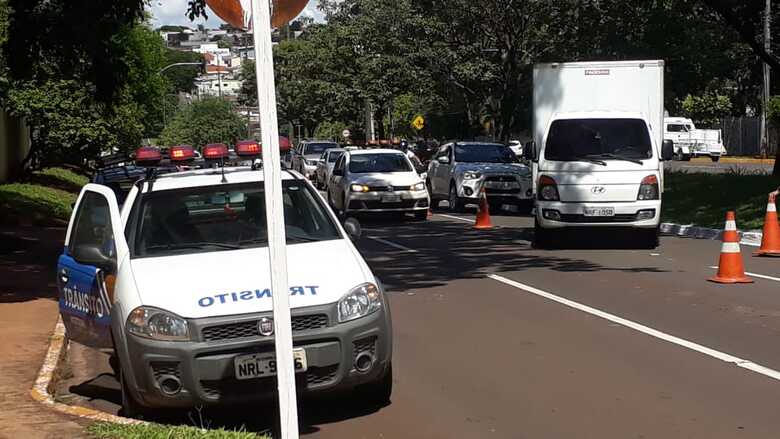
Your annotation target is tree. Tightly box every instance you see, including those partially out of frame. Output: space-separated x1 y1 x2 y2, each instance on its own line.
681 93 734 127
163 49 204 94
160 97 246 148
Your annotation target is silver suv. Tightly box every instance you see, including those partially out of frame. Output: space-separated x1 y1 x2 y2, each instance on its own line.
291 140 339 183
427 142 533 212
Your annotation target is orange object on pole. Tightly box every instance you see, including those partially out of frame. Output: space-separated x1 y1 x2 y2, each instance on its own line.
205 0 309 30
473 188 494 230
710 211 753 284
205 0 246 29
756 193 780 256
271 0 310 28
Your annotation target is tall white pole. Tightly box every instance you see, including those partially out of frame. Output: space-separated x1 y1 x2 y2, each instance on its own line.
250 0 299 437
762 0 771 157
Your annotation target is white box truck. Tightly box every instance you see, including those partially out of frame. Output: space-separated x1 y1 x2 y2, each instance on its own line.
524 60 674 248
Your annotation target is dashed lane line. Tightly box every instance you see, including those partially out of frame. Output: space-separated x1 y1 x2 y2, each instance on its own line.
488 273 780 382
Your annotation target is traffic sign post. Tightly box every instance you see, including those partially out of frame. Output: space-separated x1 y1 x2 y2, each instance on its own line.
249 0 299 437
412 114 425 131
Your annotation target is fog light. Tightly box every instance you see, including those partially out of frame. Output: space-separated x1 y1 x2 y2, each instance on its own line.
637 209 656 220
543 209 561 221
464 187 474 196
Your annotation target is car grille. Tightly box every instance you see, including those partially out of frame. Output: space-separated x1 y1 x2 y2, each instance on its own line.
199 365 340 399
352 336 377 361
559 213 638 223
366 185 412 192
485 175 517 183
485 188 522 195
349 199 427 210
201 314 329 342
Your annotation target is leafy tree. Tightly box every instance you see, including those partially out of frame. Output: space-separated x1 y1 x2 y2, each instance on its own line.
163 49 204 94
160 97 246 148
681 93 734 127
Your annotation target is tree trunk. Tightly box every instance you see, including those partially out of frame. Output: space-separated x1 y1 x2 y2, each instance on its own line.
374 106 386 140
773 146 780 177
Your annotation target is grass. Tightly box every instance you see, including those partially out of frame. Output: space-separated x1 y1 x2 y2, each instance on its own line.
0 167 86 226
663 171 780 230
86 422 268 439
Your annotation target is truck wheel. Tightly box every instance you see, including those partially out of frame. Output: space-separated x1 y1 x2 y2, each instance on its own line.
448 183 464 212
637 228 660 249
119 365 146 418
674 149 683 161
360 363 393 407
710 156 720 163
533 220 555 249
517 200 533 215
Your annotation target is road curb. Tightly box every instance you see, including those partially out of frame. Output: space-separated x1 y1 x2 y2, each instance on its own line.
30 317 145 425
660 222 762 247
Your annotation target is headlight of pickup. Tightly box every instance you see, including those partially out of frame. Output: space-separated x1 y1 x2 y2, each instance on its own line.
463 171 481 180
338 283 382 323
412 182 426 191
127 306 190 341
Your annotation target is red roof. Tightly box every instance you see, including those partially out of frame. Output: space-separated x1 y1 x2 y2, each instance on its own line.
206 65 229 73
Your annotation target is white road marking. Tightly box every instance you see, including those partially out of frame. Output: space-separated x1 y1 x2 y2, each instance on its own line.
437 213 474 223
708 266 780 283
367 236 419 253
488 273 780 382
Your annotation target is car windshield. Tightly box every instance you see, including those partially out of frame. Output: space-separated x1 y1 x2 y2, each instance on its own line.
131 181 340 258
667 124 688 133
545 118 653 161
454 144 516 163
349 153 412 173
305 143 338 155
328 151 344 163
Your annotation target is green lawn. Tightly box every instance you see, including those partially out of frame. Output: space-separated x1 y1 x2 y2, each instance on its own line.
0 167 87 226
86 422 268 439
662 171 780 230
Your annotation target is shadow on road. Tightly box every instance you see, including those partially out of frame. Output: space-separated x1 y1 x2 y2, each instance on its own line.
0 226 63 303
356 215 668 293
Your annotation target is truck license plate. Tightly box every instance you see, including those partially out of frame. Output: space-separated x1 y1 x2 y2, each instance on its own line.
234 348 307 380
583 207 615 217
381 194 401 203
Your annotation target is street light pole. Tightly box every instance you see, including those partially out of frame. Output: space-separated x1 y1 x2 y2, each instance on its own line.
762 0 771 157
158 62 204 130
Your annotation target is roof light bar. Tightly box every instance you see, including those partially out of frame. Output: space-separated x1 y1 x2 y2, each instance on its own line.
135 147 162 167
235 140 261 157
170 145 195 162
203 143 229 160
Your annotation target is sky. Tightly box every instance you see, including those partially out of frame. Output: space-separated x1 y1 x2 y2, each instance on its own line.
148 0 324 28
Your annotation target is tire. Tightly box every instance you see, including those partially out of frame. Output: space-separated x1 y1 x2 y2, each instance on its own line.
448 183 464 212
360 363 393 406
533 219 555 249
426 180 439 210
637 227 660 249
710 156 720 162
119 365 146 418
674 149 683 161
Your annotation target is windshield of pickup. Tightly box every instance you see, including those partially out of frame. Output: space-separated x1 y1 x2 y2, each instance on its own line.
131 181 340 258
545 118 653 161
454 144 516 163
349 153 412 173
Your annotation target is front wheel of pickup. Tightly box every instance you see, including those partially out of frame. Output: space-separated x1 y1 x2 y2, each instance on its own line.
710 156 721 162
637 227 660 249
533 219 555 249
359 363 393 407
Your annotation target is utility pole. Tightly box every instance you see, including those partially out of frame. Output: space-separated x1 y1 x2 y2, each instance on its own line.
217 55 223 99
762 0 771 158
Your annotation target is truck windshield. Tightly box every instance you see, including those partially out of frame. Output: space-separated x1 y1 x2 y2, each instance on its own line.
305 143 338 155
454 144 516 163
545 118 653 161
349 153 412 173
131 181 340 258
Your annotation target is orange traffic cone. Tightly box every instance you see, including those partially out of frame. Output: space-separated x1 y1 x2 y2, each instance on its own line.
427 207 434 219
473 188 494 230
710 211 753 284
755 193 780 257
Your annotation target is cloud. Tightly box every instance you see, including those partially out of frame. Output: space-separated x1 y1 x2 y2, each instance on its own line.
148 0 324 28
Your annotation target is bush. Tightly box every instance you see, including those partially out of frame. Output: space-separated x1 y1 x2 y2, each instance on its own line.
28 167 89 193
0 183 76 226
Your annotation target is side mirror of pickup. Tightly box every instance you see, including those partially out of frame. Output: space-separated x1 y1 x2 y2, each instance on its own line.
437 156 450 164
661 140 674 161
522 141 536 162
72 244 116 272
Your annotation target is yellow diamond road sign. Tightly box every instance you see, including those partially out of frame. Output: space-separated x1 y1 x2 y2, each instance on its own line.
412 115 425 131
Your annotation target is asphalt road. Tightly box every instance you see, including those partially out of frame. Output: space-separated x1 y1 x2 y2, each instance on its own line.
666 160 773 174
59 208 780 438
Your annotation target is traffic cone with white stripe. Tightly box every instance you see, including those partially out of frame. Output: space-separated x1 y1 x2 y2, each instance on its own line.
755 193 780 257
710 211 753 284
473 188 494 230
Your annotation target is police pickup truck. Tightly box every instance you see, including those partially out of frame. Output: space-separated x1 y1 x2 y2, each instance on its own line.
58 143 392 416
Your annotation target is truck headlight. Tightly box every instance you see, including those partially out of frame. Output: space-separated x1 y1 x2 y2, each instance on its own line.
127 306 190 341
412 182 426 191
338 283 382 323
463 171 481 180
351 184 370 192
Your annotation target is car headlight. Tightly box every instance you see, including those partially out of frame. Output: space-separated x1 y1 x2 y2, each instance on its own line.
127 306 190 341
463 171 481 180
412 182 426 191
351 184 370 192
338 283 382 323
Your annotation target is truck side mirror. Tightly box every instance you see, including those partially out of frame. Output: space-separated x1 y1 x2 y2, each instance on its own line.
523 142 535 161
661 140 674 161
72 244 116 272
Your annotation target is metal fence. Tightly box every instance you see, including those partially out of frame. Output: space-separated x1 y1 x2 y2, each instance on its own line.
717 116 780 156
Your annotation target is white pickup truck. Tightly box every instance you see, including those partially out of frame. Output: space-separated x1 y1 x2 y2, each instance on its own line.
664 117 726 162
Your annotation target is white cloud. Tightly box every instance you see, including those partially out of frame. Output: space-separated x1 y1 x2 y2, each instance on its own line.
148 0 324 28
